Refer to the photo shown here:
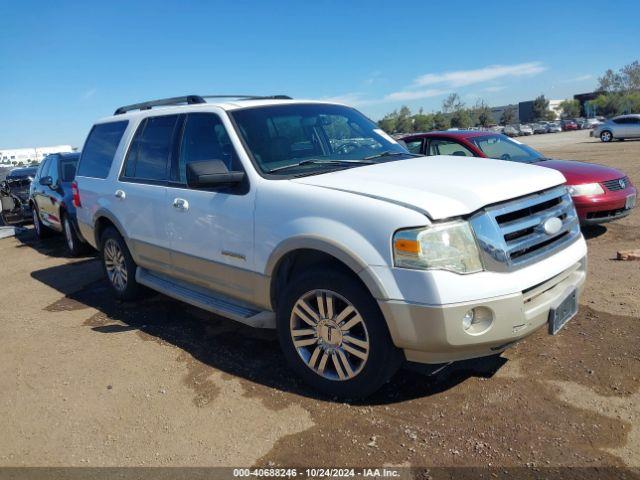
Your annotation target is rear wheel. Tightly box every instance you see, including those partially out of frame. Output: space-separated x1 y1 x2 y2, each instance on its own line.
600 130 613 142
277 268 403 398
32 206 52 239
62 213 86 257
100 227 141 301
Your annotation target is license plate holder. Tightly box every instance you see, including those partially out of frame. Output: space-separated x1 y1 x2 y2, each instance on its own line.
549 288 577 335
626 193 636 210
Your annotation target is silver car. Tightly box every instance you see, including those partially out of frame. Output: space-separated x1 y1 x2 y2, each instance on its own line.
593 114 640 142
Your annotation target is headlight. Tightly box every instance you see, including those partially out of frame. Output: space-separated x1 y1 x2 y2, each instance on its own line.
568 183 604 197
393 221 483 274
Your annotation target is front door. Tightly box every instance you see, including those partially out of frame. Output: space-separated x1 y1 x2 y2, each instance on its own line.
165 112 256 305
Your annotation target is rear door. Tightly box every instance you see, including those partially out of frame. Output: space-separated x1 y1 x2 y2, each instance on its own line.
34 157 56 227
629 117 640 138
110 114 180 275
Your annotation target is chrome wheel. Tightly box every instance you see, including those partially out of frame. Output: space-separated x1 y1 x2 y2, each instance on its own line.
290 289 370 381
104 239 128 291
64 218 74 251
32 209 40 236
601 131 612 142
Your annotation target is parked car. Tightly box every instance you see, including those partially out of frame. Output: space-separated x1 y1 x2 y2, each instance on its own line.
584 118 602 129
29 152 87 255
517 124 533 136
0 167 37 225
561 119 578 131
400 130 637 226
592 114 640 142
533 122 549 134
74 95 587 398
547 122 562 133
503 125 519 137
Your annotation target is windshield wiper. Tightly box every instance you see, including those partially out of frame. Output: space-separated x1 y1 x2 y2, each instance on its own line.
267 159 375 173
363 150 422 160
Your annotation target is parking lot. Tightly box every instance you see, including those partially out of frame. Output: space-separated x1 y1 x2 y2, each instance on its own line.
0 130 638 469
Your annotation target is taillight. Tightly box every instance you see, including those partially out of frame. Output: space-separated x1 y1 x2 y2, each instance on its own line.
72 181 81 207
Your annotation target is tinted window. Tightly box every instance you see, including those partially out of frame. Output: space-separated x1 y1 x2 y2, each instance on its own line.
428 139 474 157
36 159 51 180
78 121 128 178
124 115 178 181
60 157 79 182
404 139 423 154
177 113 240 183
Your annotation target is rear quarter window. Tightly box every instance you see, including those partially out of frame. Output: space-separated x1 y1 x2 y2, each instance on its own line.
77 121 128 178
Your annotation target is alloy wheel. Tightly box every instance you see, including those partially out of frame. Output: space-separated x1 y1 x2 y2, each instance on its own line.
290 289 370 381
104 239 128 291
601 131 612 142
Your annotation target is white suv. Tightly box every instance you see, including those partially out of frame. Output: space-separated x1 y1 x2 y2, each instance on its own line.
74 95 587 398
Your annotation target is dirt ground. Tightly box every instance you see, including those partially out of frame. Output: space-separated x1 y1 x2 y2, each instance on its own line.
0 131 638 473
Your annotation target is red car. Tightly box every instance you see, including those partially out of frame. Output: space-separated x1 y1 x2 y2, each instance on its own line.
561 119 579 131
400 131 637 225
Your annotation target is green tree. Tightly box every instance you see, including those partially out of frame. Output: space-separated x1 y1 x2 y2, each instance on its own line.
598 60 640 93
472 100 494 127
378 110 399 133
450 109 472 128
558 99 581 118
500 106 517 125
532 95 554 121
396 105 413 133
442 93 464 114
412 112 433 132
433 112 449 130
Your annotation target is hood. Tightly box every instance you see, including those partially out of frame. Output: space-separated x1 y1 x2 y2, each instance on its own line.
533 159 624 184
292 156 566 220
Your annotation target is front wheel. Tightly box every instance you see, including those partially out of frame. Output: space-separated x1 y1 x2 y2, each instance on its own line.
277 268 403 398
600 130 613 142
32 207 53 239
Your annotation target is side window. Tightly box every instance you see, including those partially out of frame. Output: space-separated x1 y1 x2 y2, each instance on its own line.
49 156 59 184
123 115 179 182
428 139 474 157
37 158 51 181
177 113 240 184
404 139 423 154
78 121 128 178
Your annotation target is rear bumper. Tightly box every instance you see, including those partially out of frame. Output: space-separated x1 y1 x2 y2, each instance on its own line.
378 257 587 364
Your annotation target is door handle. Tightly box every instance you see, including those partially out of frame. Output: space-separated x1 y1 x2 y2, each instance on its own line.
114 190 126 200
172 198 189 211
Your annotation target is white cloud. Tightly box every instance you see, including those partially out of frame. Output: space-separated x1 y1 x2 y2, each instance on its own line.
483 85 506 92
413 62 546 88
81 88 96 100
561 74 593 83
383 88 447 102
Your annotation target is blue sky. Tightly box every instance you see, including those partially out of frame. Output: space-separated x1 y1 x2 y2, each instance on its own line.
1 0 639 148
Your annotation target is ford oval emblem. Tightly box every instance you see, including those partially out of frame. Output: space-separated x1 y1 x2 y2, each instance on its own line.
543 217 563 236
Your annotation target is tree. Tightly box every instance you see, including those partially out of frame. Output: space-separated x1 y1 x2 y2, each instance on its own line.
433 112 449 130
378 110 399 133
450 109 472 129
442 93 464 114
500 106 517 125
558 99 581 118
472 100 494 127
396 105 413 133
412 113 433 132
598 60 640 93
532 95 554 121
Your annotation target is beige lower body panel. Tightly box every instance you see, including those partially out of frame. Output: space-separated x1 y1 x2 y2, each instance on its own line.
379 259 587 364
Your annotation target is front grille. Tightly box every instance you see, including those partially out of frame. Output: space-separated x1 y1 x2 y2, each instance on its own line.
602 177 628 191
470 186 581 272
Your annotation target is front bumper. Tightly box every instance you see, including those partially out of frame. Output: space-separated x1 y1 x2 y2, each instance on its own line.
377 257 587 364
574 186 637 225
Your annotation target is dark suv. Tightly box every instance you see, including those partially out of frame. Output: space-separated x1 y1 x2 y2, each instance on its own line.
0 167 38 225
29 152 87 255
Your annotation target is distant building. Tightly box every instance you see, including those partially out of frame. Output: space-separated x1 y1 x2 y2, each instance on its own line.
0 145 74 166
490 104 520 124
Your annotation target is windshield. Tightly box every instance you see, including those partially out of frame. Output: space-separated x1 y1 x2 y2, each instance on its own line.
230 103 411 176
7 168 37 179
469 134 543 163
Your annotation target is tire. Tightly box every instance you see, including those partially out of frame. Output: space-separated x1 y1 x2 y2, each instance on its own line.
276 268 403 399
600 130 613 142
62 213 86 257
32 206 53 239
100 226 141 301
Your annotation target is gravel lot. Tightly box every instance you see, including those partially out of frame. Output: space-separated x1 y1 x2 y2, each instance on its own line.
0 130 638 472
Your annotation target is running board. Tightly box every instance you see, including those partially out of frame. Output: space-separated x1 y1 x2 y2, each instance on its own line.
136 268 275 329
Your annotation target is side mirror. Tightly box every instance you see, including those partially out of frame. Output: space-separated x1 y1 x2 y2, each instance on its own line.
39 176 53 187
186 160 244 189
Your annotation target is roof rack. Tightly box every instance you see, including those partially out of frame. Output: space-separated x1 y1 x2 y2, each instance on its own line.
113 94 292 115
